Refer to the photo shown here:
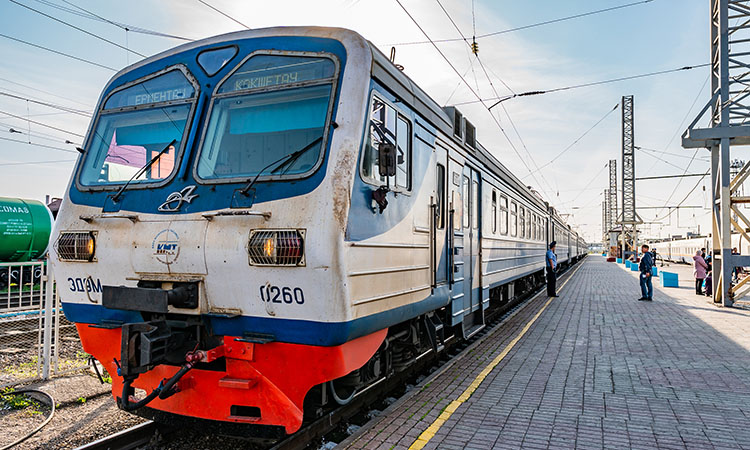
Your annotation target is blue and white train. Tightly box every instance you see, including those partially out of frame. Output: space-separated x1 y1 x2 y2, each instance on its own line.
49 27 586 435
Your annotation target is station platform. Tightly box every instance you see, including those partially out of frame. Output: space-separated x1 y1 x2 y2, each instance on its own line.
339 256 750 449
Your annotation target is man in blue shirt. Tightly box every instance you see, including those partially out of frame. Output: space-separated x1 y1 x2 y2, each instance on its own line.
546 241 558 297
638 244 654 301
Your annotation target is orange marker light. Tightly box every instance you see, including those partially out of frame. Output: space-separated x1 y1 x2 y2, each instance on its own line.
263 237 275 258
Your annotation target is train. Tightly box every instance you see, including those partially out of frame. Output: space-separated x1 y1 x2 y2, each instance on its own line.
650 235 749 264
49 27 586 436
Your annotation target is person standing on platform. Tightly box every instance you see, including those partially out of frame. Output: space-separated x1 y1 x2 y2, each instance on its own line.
693 250 708 295
638 244 654 301
546 241 558 297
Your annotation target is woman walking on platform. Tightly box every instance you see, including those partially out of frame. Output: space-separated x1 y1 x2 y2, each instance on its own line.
694 250 708 295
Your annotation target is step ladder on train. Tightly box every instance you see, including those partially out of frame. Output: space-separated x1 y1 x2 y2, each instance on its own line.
423 312 445 353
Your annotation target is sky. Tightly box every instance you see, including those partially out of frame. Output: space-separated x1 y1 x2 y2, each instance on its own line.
0 0 712 243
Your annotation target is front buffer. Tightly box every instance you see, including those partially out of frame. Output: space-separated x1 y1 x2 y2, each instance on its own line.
77 323 386 434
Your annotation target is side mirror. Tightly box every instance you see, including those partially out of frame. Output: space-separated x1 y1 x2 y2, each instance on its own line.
378 143 397 177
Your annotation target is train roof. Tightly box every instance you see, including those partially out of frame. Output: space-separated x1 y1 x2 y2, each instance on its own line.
107 26 552 212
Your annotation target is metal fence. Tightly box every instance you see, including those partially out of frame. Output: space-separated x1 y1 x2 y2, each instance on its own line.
0 260 88 387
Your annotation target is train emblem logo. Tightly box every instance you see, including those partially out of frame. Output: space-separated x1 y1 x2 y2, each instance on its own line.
158 185 198 212
152 228 180 265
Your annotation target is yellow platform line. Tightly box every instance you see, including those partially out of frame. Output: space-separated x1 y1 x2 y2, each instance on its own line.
408 263 585 450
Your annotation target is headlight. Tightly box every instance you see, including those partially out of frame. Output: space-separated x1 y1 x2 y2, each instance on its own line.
55 231 96 262
248 230 304 266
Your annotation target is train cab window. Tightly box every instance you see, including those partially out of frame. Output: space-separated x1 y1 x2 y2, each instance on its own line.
491 191 497 233
79 68 197 186
462 175 470 228
519 207 526 239
510 201 517 237
362 96 411 191
472 180 479 229
436 164 445 228
500 195 508 235
196 54 337 181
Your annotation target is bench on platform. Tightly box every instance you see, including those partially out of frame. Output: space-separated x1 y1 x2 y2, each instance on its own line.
652 267 658 277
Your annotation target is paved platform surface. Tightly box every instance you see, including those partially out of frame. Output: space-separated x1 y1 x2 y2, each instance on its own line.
340 256 750 449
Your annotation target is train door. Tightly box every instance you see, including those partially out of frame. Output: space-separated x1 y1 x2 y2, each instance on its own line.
462 166 482 334
433 145 449 286
448 159 465 328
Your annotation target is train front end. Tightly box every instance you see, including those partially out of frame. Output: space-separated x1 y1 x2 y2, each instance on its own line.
48 27 381 435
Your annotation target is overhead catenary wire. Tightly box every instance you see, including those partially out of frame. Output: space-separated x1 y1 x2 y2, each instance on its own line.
9 0 147 58
393 0 547 198
0 76 94 109
0 91 91 117
55 0 193 42
523 103 619 178
0 32 117 71
388 0 656 46
197 0 251 29
0 108 84 138
0 135 79 154
0 158 76 166
448 63 711 107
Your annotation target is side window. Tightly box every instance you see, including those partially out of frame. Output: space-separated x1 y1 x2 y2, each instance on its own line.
472 180 479 229
519 207 526 239
491 191 497 233
396 116 410 190
500 195 508 235
532 214 537 241
362 96 411 191
510 201 517 237
526 210 532 239
453 190 461 230
436 164 445 229
462 175 470 228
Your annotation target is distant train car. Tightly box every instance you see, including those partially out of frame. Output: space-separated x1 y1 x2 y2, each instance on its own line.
50 27 585 436
651 235 749 264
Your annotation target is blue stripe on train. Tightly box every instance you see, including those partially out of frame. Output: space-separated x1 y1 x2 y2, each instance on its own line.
61 286 451 347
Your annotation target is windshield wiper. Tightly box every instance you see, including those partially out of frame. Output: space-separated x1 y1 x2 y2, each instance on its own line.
238 135 323 196
111 139 176 203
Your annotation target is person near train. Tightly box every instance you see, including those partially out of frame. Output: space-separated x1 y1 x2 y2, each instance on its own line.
546 241 558 297
638 244 654 301
693 250 708 295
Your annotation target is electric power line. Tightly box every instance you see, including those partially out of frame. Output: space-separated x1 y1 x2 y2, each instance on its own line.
0 91 91 117
0 108 84 138
0 32 117 71
197 0 250 29
394 0 547 199
0 76 94 109
10 0 146 58
523 103 619 179
0 158 76 167
55 0 193 42
389 0 656 46
0 135 79 153
449 63 710 107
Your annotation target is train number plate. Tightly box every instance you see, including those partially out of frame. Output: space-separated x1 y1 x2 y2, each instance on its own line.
259 285 305 304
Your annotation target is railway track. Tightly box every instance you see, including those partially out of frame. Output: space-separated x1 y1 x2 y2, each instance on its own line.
72 260 583 450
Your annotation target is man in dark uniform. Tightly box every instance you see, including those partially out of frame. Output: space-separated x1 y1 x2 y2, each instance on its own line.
638 244 654 301
546 241 558 297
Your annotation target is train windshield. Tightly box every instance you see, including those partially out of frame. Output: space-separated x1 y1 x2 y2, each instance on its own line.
78 69 196 187
196 54 336 181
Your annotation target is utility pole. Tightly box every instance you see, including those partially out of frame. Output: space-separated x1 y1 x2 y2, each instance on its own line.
618 96 642 261
683 0 750 306
608 159 618 257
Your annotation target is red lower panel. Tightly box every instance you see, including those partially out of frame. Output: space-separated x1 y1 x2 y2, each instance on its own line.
76 324 386 434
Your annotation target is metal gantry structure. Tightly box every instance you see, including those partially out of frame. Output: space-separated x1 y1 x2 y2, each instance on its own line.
683 0 750 306
608 159 618 234
618 95 642 260
602 188 610 248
